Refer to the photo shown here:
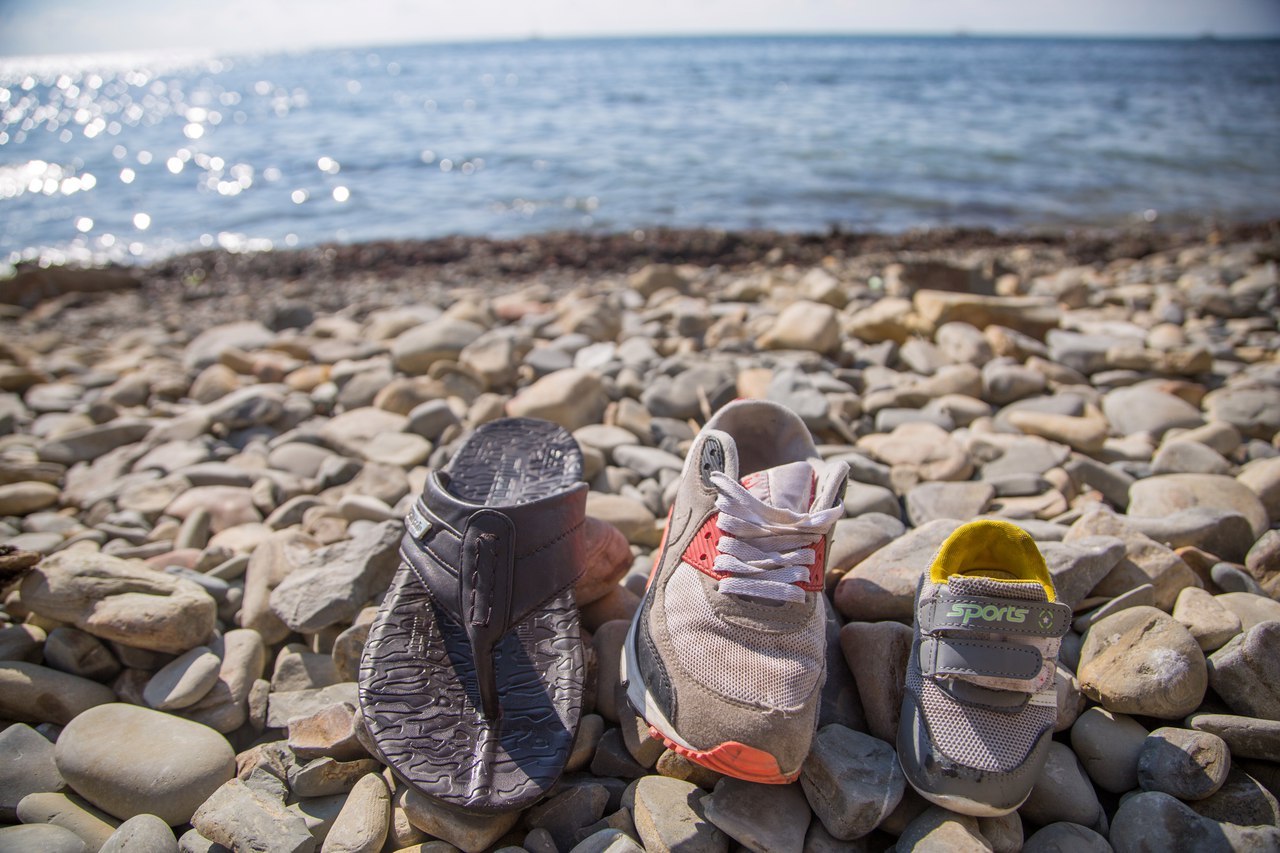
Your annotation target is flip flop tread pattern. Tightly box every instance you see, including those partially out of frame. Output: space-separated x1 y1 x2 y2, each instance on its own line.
361 566 583 811
446 418 583 506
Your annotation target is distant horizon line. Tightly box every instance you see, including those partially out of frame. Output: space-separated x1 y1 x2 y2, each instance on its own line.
432 30 1280 44
3 28 1279 62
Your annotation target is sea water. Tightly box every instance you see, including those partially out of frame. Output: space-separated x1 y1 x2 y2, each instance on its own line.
2 35 1279 267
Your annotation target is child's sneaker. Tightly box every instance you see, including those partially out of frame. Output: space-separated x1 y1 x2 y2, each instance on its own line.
897 519 1072 816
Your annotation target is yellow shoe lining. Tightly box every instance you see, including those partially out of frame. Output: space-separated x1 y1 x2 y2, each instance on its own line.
928 519 1056 602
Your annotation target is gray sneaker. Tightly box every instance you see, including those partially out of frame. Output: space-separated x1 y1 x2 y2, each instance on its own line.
620 400 848 783
897 519 1072 816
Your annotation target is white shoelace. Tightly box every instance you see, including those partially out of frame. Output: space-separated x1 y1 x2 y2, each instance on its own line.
708 467 846 604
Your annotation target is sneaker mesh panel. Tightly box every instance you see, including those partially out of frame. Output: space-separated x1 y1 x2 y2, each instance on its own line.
947 575 1047 602
663 564 823 711
907 663 1055 773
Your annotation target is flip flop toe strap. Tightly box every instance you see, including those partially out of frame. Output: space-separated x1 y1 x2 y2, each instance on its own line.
399 487 586 723
461 509 516 720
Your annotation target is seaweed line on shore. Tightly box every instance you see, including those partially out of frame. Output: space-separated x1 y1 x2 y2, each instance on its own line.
4 221 1280 343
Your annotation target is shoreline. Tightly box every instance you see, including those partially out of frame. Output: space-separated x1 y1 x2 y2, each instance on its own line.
142 219 1280 279
13 219 1280 283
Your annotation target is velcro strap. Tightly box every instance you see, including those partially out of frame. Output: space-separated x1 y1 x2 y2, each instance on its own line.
920 636 1043 681
925 591 1071 637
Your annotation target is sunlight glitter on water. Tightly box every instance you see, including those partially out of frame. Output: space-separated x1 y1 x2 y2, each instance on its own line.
3 38 1279 272
0 48 313 269
0 160 98 199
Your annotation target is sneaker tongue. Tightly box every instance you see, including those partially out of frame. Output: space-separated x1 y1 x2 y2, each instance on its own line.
948 574 1048 603
740 460 816 513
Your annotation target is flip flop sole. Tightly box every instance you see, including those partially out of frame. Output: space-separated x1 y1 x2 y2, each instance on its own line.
359 419 584 813
362 565 583 810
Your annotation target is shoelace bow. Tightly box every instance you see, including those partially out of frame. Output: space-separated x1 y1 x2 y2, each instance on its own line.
707 469 844 604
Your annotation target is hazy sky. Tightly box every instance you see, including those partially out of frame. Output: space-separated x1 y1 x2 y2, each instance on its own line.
2 0 1279 57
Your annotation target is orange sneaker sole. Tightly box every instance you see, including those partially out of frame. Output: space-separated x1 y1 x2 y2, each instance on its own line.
647 724 798 784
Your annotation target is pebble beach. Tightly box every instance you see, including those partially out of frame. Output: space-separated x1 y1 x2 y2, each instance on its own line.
2 222 1280 852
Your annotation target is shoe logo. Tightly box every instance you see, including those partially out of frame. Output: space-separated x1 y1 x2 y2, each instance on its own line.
405 506 432 540
1037 610 1055 630
699 438 725 487
947 602 1028 626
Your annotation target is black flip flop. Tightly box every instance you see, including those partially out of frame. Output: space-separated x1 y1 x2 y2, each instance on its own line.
359 418 588 813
